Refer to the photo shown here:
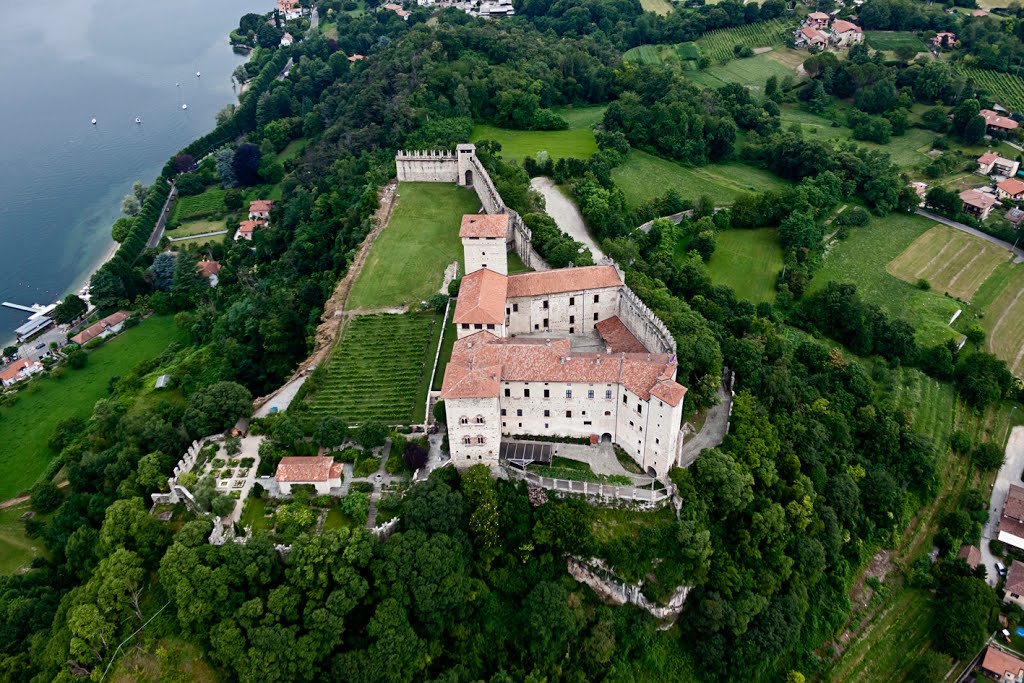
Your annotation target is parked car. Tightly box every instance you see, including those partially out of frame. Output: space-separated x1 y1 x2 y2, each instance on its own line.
997 561 1007 576
34 342 45 350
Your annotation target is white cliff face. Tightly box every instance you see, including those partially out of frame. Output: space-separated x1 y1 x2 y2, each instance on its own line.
567 557 691 626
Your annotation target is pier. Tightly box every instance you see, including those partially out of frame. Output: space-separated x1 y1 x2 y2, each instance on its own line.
2 302 38 313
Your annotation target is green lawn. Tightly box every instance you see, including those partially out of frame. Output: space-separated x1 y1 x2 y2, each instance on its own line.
347 182 479 309
277 138 309 163
809 213 963 347
168 232 228 250
704 229 784 303
170 188 226 223
239 497 272 533
0 503 47 574
0 316 185 500
554 104 607 130
507 250 534 274
165 219 227 238
471 125 598 162
612 150 791 208
864 31 927 53
686 49 805 91
306 313 442 424
639 0 672 14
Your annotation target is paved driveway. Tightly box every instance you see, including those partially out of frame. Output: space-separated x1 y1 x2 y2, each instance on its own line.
530 177 605 260
980 425 1024 585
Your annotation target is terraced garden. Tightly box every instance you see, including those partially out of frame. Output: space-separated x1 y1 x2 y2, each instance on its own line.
886 225 1012 301
305 313 443 424
170 188 227 222
695 18 793 63
954 66 1024 113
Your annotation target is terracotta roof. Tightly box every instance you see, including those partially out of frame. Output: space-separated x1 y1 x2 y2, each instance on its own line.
832 19 861 33
957 544 981 569
999 178 1024 196
454 269 507 325
275 456 338 483
237 220 265 234
197 261 222 278
983 647 1024 680
460 214 509 239
441 331 686 406
70 311 131 345
507 265 622 298
1007 485 1024 521
595 316 648 353
1006 560 1024 595
982 109 1019 130
972 8 989 16
800 27 827 42
808 11 830 19
348 54 366 61
0 359 37 382
960 189 999 209
979 151 1000 165
249 200 274 213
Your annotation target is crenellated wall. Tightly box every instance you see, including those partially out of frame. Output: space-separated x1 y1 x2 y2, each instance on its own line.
615 268 676 356
396 149 459 183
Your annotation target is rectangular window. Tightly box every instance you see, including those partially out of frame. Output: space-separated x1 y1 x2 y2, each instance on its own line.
569 315 575 324
604 411 611 416
500 409 507 416
504 388 510 397
623 395 628 405
544 410 550 417
534 324 539 331
543 318 549 328
512 303 519 312
524 389 530 398
474 323 483 329
569 327 574 334
569 296 575 306
543 300 549 309
516 409 523 417
588 390 595 399
487 324 495 330
593 313 599 321
506 307 510 316
637 404 642 415
605 389 613 399
594 294 599 303
584 421 592 426
566 411 572 418
566 389 573 399
544 389 550 398
461 324 469 329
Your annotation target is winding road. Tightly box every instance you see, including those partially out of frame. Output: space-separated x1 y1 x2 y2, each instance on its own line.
530 177 605 260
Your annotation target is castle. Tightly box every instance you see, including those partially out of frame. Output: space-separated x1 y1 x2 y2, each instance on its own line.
398 145 687 479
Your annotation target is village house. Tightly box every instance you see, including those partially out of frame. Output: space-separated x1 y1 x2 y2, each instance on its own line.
998 177 1024 201
972 8 989 17
382 2 411 19
830 20 864 47
960 188 999 220
276 0 303 20
932 31 956 48
981 109 1020 136
442 216 687 479
197 260 222 287
248 199 274 221
805 11 830 29
275 456 343 495
70 310 131 346
957 543 981 569
235 220 265 241
1006 562 1024 609
1007 207 1024 226
978 151 1020 177
348 54 366 62
998 484 1024 550
980 646 1024 683
474 0 516 17
795 26 829 49
0 358 43 388
280 32 293 46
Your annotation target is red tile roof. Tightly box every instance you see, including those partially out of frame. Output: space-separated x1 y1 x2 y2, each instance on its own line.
982 109 1019 130
957 544 981 569
454 269 507 324
832 19 861 33
982 647 1024 680
979 151 1000 165
441 332 686 405
460 214 509 239
70 311 131 345
800 27 828 43
275 456 338 483
1007 485 1024 521
807 11 830 19
237 220 265 235
507 265 622 298
960 189 999 210
348 54 366 62
249 200 274 213
197 261 222 278
999 178 1024 196
595 316 648 353
0 359 37 383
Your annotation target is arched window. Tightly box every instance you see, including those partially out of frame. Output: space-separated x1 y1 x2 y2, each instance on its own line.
475 415 485 424
462 436 472 445
459 416 469 425
476 435 486 444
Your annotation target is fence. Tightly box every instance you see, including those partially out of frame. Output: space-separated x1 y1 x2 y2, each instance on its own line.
505 467 671 505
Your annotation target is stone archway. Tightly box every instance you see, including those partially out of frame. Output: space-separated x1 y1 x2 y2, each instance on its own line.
646 466 657 477
465 169 474 186
601 433 612 443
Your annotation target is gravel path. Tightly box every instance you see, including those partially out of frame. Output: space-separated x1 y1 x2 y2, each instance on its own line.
253 375 308 417
677 383 732 468
530 177 605 260
980 425 1024 585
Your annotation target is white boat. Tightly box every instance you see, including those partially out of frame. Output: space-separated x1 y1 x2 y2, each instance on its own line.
182 104 188 110
196 71 201 77
91 118 97 125
135 117 141 124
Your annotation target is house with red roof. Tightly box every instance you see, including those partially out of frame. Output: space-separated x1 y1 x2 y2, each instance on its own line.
805 11 830 29
960 188 999 220
979 646 1024 682
830 20 864 47
197 260 222 287
248 200 274 221
932 31 956 48
235 220 265 241
982 109 1019 135
70 311 132 346
998 177 1024 201
796 26 829 49
275 456 344 495
0 358 43 388
978 151 1020 177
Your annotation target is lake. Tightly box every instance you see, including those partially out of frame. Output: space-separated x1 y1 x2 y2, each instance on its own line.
0 0 260 339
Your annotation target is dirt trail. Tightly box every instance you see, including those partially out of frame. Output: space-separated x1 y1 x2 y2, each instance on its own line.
253 181 399 409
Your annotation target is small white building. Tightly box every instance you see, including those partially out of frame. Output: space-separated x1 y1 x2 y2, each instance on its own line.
978 151 1020 177
0 358 43 388
275 456 343 495
280 32 294 46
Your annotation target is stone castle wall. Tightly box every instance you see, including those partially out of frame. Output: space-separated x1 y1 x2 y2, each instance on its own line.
614 265 677 356
396 149 459 183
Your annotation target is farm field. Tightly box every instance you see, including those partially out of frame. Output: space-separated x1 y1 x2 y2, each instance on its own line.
639 0 672 14
305 313 443 424
686 48 806 91
165 219 227 238
982 266 1024 376
886 225 1012 301
168 233 227 249
864 31 927 53
809 213 962 347
954 66 1024 113
703 229 783 303
0 315 185 500
170 188 226 222
347 182 479 309
695 18 794 63
624 42 699 67
0 502 48 574
471 125 598 162
554 104 607 129
612 150 791 208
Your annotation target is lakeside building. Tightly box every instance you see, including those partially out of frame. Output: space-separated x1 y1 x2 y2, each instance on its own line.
441 215 687 478
0 358 43 388
70 311 131 346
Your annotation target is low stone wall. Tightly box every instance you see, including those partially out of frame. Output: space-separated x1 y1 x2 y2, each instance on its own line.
504 467 672 508
568 557 690 625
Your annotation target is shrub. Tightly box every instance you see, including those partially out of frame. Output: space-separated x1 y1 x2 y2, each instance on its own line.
351 482 374 494
341 491 370 526
353 455 380 478
335 447 361 463
950 430 971 454
30 481 64 513
404 440 429 471
972 442 1004 470
916 278 931 291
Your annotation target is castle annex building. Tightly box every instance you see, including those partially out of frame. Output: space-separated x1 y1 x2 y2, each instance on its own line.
441 215 687 478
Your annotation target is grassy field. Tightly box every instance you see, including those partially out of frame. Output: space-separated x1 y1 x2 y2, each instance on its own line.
555 104 607 129
704 229 784 303
471 125 598 162
982 266 1024 376
277 138 308 163
507 250 533 274
168 233 228 250
612 150 791 208
864 31 927 53
695 18 794 63
639 0 672 14
0 316 184 500
306 313 442 424
686 49 806 91
347 182 479 309
886 225 1013 301
0 502 48 574
809 213 963 347
170 188 226 222
165 219 227 238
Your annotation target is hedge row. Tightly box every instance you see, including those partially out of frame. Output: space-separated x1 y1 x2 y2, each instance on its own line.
161 49 292 178
103 178 171 281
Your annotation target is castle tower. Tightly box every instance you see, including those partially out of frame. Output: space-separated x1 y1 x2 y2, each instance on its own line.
460 214 509 276
456 143 477 187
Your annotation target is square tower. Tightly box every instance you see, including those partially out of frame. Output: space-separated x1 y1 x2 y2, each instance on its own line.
460 214 509 276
